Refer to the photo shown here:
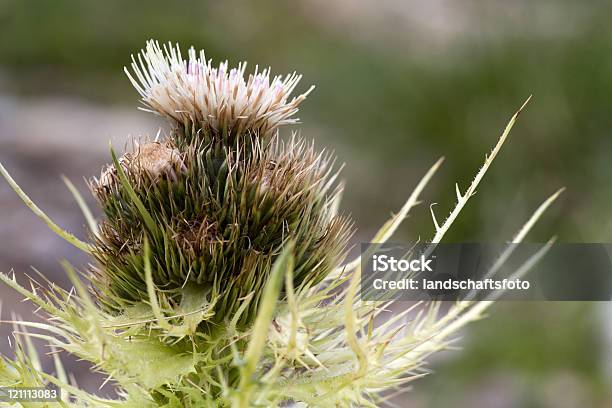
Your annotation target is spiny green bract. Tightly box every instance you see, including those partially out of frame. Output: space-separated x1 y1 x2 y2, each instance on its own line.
90 127 352 325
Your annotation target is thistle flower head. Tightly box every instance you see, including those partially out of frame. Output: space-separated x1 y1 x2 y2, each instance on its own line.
128 141 186 178
91 43 347 320
126 40 314 143
94 141 185 193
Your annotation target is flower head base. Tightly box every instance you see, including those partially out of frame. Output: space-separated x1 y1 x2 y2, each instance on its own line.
90 134 352 322
126 40 314 143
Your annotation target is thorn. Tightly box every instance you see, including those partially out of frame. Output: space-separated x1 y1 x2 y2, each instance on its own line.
515 94 533 117
99 372 115 390
455 183 463 201
552 186 566 198
430 203 440 231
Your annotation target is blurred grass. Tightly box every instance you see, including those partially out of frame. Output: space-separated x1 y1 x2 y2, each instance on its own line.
2 1 612 242
0 0 611 405
420 302 607 407
445 303 602 381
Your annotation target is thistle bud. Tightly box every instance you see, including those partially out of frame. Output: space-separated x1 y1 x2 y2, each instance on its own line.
93 141 184 194
89 44 352 325
129 141 186 179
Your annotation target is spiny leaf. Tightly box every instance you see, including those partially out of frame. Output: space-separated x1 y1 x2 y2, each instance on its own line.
237 242 294 407
62 175 100 238
0 162 92 253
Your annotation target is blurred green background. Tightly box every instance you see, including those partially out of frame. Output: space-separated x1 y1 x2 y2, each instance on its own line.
0 1 611 406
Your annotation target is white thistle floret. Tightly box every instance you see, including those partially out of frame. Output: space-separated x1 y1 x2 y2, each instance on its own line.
125 40 315 137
